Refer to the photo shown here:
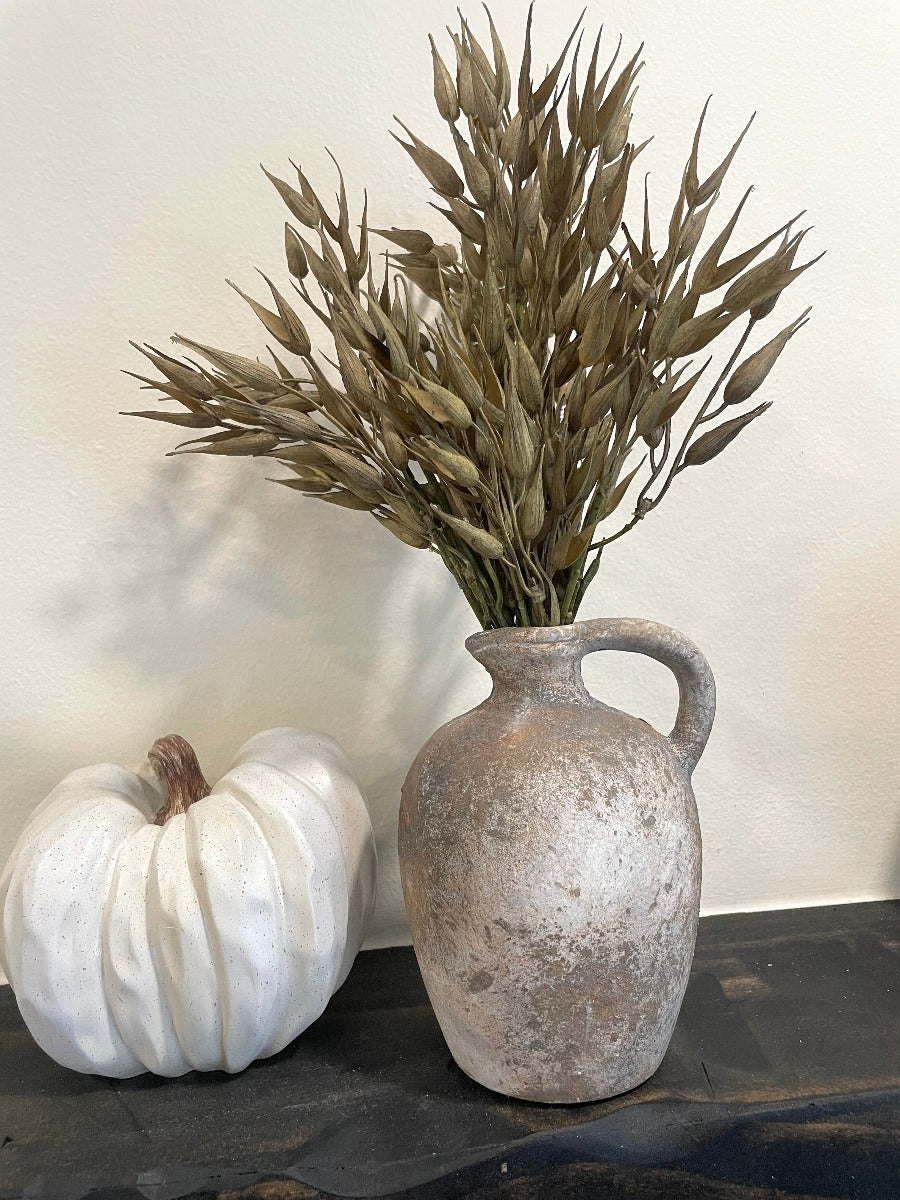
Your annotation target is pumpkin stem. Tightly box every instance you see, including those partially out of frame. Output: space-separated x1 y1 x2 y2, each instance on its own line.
148 734 211 825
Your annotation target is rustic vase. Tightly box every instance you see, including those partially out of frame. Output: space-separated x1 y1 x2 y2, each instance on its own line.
399 617 716 1104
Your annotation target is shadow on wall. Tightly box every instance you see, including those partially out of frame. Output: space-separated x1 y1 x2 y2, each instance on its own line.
23 451 900 935
44 453 479 943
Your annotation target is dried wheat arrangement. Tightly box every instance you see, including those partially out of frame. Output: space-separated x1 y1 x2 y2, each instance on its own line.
127 7 819 628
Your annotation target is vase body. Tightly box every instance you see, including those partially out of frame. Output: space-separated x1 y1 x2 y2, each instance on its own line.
399 618 716 1104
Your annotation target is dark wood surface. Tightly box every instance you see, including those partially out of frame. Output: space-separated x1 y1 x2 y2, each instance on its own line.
0 901 897 1199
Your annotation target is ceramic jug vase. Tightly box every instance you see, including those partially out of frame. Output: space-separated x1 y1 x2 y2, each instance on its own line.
399 617 716 1104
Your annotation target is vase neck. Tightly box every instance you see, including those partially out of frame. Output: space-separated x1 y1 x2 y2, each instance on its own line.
466 627 590 705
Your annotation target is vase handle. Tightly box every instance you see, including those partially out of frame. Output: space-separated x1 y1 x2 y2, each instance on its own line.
578 617 716 776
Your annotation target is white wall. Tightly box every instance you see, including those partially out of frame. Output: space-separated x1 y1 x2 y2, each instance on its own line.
1 0 897 967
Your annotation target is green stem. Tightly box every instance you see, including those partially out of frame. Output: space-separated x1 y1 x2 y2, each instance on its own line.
438 542 492 629
574 546 605 613
482 558 510 624
559 549 589 623
507 566 532 628
585 318 760 562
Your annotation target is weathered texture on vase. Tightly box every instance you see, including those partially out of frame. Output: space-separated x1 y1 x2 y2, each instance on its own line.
399 617 715 1104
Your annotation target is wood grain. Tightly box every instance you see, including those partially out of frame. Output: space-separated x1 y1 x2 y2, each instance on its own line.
0 901 896 1199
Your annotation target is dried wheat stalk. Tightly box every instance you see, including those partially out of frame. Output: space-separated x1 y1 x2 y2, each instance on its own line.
126 6 819 628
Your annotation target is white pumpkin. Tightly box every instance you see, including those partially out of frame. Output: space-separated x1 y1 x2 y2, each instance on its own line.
0 727 376 1078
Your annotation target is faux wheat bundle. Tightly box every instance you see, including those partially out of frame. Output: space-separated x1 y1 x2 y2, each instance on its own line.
127 8 819 629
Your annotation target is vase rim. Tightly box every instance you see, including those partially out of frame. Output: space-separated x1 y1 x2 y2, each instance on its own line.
465 623 588 655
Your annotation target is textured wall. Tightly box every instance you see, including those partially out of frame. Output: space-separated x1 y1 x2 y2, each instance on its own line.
1 0 897 966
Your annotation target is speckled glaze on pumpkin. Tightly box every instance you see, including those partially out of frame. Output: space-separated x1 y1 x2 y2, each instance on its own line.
0 729 377 1078
399 617 715 1104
